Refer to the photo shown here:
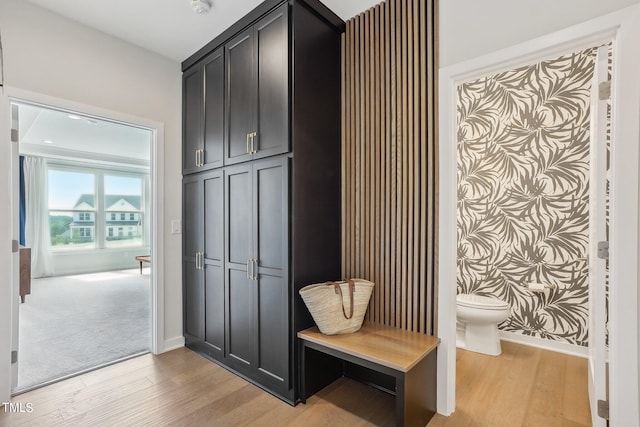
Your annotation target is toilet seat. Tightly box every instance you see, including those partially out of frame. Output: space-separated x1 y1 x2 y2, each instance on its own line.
457 294 509 311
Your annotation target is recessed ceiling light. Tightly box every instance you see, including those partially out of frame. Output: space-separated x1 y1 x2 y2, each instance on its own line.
44 140 54 144
68 114 81 120
86 119 99 125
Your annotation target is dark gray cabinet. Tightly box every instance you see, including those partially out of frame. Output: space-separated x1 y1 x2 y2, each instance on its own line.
182 170 224 360
225 5 289 165
182 49 224 174
225 158 289 388
182 0 344 404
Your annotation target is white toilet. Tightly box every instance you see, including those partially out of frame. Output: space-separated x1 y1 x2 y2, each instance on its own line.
456 294 510 356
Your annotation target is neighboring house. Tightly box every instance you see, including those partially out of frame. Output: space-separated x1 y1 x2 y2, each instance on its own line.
69 194 142 242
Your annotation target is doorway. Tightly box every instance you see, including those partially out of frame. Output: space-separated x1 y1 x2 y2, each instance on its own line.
11 101 154 393
453 43 610 425
438 6 640 424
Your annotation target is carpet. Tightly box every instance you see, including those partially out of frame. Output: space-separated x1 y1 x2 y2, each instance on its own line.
17 269 150 391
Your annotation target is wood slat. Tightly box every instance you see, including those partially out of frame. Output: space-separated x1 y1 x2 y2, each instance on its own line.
341 0 436 334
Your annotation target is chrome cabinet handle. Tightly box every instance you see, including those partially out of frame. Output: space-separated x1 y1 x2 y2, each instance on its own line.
246 133 251 154
196 252 205 270
195 149 204 167
250 132 257 154
252 258 258 281
246 259 251 279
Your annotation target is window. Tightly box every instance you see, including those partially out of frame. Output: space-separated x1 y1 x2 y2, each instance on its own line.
105 175 144 248
49 170 96 249
49 167 147 250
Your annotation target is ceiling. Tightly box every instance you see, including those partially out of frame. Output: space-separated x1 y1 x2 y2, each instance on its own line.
25 0 381 62
15 1 380 166
17 103 151 164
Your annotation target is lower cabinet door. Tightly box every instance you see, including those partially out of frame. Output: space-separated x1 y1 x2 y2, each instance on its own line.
218 157 291 394
253 157 289 390
203 171 225 360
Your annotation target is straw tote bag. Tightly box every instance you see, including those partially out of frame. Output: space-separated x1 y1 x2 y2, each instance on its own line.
299 279 374 335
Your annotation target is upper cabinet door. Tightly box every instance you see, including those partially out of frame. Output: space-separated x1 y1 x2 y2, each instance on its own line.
254 5 289 160
225 29 256 166
225 4 289 166
183 49 225 174
203 49 225 170
183 65 204 174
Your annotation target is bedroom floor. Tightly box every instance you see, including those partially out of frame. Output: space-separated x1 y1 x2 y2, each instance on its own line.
2 341 591 426
16 268 150 392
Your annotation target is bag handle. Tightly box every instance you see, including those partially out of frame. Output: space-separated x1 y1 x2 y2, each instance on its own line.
325 279 355 320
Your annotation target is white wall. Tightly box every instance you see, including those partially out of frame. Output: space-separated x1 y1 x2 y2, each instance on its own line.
0 0 183 369
439 0 640 66
51 248 151 277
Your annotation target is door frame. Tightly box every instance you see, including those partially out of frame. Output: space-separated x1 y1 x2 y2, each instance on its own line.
0 91 14 403
437 5 640 424
2 87 166 391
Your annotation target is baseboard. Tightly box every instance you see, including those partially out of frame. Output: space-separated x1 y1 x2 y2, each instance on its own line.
499 330 589 358
162 336 185 353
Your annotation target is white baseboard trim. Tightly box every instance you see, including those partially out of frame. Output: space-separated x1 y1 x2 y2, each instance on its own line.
162 336 185 353
499 330 589 358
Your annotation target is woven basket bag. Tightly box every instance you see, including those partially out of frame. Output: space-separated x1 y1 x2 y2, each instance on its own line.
299 279 374 335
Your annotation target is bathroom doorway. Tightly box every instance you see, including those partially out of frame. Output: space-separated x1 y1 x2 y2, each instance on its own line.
439 7 640 423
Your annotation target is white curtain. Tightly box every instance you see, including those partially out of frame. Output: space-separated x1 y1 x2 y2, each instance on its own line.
24 156 54 277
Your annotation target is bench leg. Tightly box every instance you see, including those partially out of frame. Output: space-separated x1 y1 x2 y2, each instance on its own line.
139 261 143 274
298 339 307 404
396 349 437 427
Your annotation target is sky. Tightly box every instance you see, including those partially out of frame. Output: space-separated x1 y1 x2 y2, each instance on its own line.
49 171 143 210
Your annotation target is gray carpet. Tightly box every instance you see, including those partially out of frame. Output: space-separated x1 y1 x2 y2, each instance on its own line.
17 269 150 391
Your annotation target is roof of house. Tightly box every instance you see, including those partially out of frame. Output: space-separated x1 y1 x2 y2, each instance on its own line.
73 194 141 210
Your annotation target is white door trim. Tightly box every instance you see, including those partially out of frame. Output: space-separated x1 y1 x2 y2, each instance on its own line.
0 91 14 403
4 86 166 358
437 5 640 423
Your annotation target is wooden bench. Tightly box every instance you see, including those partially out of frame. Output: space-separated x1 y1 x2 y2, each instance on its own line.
298 322 439 427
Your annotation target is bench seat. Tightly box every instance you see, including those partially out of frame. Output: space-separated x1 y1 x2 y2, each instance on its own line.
298 322 439 426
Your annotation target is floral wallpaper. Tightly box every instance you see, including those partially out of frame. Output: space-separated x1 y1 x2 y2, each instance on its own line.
456 48 603 346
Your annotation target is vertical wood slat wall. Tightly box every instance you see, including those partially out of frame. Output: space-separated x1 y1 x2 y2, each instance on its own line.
341 0 437 334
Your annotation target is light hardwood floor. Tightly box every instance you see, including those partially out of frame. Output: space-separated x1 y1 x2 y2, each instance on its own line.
0 341 591 427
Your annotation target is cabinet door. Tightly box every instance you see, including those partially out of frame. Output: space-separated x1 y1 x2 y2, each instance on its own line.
183 65 204 174
203 49 224 169
225 164 255 371
203 171 225 359
225 29 256 165
183 177 204 343
254 5 289 160
253 157 289 388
